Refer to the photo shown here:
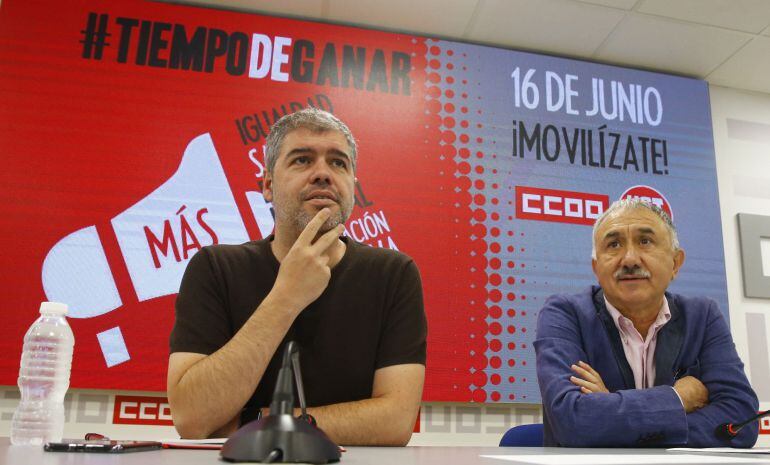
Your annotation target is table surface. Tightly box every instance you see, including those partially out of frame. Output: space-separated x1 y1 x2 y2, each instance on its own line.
3 438 770 464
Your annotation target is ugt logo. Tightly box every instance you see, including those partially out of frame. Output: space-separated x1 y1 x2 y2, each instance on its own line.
619 185 673 220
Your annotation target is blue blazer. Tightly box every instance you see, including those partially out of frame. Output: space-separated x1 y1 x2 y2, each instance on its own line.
535 286 758 447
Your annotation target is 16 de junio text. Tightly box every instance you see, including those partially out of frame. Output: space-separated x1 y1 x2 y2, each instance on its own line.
510 67 663 127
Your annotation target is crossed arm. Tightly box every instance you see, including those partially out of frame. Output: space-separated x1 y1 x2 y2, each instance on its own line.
570 360 708 414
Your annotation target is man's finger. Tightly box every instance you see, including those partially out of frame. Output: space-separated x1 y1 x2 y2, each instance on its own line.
569 375 590 388
311 224 344 254
570 376 607 394
570 376 597 391
578 360 601 378
570 364 596 382
295 208 332 246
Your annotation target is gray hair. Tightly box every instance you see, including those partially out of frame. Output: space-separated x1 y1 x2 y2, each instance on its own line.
591 198 679 259
264 107 357 174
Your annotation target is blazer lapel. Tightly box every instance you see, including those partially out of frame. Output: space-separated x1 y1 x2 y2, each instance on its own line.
593 288 635 389
653 293 684 386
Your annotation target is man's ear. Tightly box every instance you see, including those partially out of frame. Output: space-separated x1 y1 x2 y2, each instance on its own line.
263 172 273 203
672 248 685 279
591 258 599 279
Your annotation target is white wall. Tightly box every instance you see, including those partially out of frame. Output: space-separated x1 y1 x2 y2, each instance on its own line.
710 85 770 446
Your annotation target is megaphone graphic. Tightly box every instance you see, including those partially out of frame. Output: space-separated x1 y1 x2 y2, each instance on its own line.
41 134 272 367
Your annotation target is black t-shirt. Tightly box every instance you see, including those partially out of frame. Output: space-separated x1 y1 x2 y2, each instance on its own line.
169 236 427 424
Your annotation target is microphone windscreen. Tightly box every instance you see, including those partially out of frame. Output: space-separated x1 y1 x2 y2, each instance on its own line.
714 423 737 441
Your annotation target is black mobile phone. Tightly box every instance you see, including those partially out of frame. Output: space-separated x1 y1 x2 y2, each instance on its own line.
44 439 162 453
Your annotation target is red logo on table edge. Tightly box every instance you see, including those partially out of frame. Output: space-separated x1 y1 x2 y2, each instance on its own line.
619 185 673 221
515 186 609 226
113 395 173 426
760 416 770 435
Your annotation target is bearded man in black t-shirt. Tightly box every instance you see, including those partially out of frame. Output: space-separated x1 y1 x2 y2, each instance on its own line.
167 108 427 445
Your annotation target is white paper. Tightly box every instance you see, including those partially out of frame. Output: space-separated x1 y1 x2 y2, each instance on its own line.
480 454 767 464
669 448 770 455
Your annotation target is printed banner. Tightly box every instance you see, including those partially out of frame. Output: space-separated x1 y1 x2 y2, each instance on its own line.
0 0 725 404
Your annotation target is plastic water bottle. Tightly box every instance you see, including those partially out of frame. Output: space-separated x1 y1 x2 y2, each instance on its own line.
10 302 74 446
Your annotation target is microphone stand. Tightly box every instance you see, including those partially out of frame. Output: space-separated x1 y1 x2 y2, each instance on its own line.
292 351 315 425
221 342 341 463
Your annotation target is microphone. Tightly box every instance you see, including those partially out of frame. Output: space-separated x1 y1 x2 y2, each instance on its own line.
715 410 770 441
221 341 341 463
269 341 297 416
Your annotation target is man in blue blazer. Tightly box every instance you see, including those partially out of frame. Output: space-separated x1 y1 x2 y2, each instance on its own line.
535 199 758 447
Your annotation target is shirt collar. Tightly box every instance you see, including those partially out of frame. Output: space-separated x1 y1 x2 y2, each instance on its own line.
604 295 671 334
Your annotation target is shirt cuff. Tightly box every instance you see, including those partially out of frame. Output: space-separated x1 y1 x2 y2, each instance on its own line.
671 385 685 409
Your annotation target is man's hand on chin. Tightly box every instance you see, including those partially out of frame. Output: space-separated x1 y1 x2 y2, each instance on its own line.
270 208 344 312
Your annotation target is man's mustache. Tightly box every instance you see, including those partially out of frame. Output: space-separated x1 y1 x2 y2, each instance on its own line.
614 266 651 280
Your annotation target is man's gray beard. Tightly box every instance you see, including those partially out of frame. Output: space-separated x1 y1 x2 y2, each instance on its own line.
271 186 353 236
294 207 348 233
